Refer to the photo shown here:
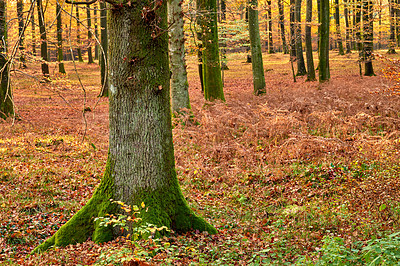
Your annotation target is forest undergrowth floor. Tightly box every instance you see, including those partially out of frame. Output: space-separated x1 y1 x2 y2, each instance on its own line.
1 51 400 265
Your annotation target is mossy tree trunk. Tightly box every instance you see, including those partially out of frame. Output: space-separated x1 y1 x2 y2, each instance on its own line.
17 0 27 69
56 0 66 74
319 0 330 82
33 1 216 253
86 4 94 64
294 0 307 76
197 0 225 101
363 0 374 76
305 0 316 81
344 0 352 53
37 0 49 77
248 0 266 95
335 0 345 55
99 2 108 97
388 0 396 54
277 0 288 54
0 0 12 120
168 0 191 114
76 6 83 62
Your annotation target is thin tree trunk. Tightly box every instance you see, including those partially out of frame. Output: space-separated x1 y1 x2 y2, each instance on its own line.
266 0 274 53
278 0 289 54
99 2 108 97
319 0 330 82
396 0 400 47
56 0 65 74
388 0 396 53
33 0 216 253
344 0 352 53
335 0 345 54
295 0 307 76
290 0 296 58
355 0 362 72
76 6 83 62
306 0 316 81
0 0 12 119
30 0 36 56
94 3 99 61
248 0 266 95
86 4 94 64
17 0 27 68
363 0 374 75
220 0 226 20
197 0 225 101
169 0 191 113
37 0 49 77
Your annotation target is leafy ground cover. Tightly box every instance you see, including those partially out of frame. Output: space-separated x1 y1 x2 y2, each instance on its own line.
1 51 400 265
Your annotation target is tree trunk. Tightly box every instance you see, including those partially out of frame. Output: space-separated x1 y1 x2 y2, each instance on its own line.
86 4 94 64
99 2 108 97
290 0 296 58
355 0 362 68
248 0 266 95
56 0 66 74
37 0 49 77
278 0 289 54
335 0 345 55
295 0 307 76
0 1 12 120
388 0 396 53
17 0 27 68
344 0 352 53
319 0 330 82
76 6 83 62
305 0 316 81
220 0 226 21
266 0 274 54
30 0 36 56
169 0 191 113
94 3 99 61
363 0 374 76
197 0 225 101
33 2 216 253
396 0 400 47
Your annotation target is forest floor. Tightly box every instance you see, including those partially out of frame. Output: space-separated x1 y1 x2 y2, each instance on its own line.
1 50 400 265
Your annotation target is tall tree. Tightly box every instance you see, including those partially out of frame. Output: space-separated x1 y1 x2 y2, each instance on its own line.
56 0 66 74
295 0 307 76
344 0 352 53
0 0 12 119
248 0 266 95
265 0 274 54
99 2 108 97
33 0 216 253
76 6 83 62
86 4 94 64
17 0 27 68
197 0 225 101
169 0 191 113
363 0 374 76
93 3 99 61
37 0 50 77
388 0 396 53
289 0 296 58
319 0 330 82
30 0 36 56
305 0 316 81
355 0 362 75
277 0 288 54
334 0 345 55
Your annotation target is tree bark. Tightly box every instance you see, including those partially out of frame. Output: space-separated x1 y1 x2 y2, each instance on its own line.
344 0 352 53
17 0 27 68
197 0 225 101
388 0 396 53
295 0 307 76
33 1 216 253
277 0 288 54
99 2 108 97
319 0 330 82
290 0 296 58
266 0 274 54
0 0 12 120
56 0 66 74
168 0 191 113
335 0 345 55
94 3 99 61
37 0 49 77
76 6 83 62
355 0 362 69
30 0 36 56
363 0 374 76
86 4 94 64
305 0 316 81
248 0 266 95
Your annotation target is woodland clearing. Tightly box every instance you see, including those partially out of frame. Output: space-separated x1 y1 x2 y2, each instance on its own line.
1 51 400 265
